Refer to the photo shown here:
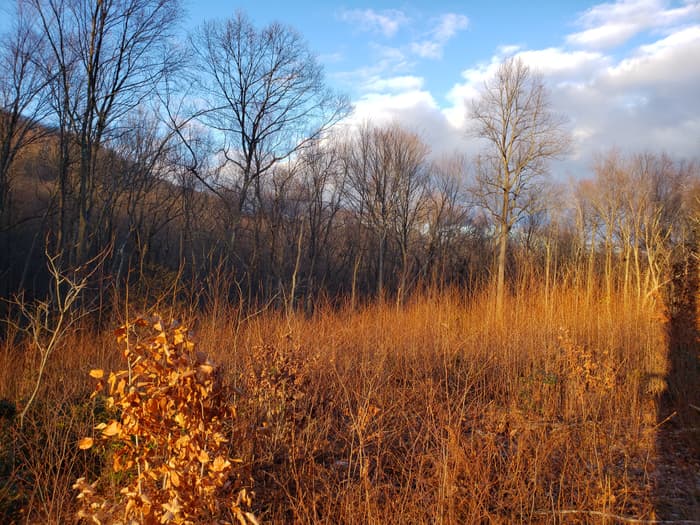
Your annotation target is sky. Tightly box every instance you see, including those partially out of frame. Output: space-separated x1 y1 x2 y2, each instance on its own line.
2 0 699 179
181 0 700 179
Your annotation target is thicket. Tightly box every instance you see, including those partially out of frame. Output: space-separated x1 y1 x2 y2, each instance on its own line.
73 317 257 524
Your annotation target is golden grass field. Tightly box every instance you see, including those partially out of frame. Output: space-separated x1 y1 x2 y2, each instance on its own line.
1 284 698 523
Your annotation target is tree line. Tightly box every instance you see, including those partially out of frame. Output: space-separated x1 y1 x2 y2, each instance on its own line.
1 0 697 312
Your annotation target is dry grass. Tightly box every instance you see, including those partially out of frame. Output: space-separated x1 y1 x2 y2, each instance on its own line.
1 285 696 523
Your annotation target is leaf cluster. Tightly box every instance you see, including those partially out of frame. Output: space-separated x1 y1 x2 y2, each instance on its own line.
73 317 257 524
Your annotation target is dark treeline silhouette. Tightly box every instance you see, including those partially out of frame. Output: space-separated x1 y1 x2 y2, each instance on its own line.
1 0 698 313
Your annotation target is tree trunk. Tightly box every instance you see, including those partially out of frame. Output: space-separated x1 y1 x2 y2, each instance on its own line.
496 185 510 316
496 220 508 316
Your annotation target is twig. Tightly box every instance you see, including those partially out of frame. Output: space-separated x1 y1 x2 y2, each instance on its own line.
653 411 677 430
16 246 109 427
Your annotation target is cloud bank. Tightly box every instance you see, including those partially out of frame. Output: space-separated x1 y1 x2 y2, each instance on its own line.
336 1 700 178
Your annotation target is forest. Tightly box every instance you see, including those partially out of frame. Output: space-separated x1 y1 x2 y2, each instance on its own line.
0 0 698 523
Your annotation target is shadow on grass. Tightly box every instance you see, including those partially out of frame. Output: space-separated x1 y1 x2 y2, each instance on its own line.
655 257 700 520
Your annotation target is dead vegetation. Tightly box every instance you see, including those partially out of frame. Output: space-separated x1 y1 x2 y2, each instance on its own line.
2 283 697 523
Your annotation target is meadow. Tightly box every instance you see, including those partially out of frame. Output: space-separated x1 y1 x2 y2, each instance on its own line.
1 282 698 523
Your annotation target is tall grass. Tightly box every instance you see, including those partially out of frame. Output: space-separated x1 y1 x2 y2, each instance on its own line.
1 284 691 523
215 287 668 523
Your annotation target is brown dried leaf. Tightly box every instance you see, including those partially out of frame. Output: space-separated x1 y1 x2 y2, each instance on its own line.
116 378 126 396
162 497 182 516
199 363 214 375
78 437 94 450
114 326 128 343
102 420 121 437
211 456 231 473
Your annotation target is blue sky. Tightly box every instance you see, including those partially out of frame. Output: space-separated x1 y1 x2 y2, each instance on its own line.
186 1 596 104
3 0 699 177
187 0 700 177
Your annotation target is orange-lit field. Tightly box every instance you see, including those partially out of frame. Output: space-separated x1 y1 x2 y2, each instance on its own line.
2 285 697 523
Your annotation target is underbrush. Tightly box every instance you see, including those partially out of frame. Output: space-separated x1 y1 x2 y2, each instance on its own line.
0 287 686 523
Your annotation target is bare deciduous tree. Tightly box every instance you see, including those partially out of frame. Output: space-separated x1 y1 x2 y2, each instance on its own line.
470 56 569 313
192 11 350 248
577 150 692 305
345 123 429 299
0 8 50 225
26 0 182 263
422 155 469 286
297 138 346 305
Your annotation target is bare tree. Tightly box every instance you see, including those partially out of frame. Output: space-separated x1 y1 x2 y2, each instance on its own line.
26 0 182 263
0 7 50 225
345 123 429 299
579 150 691 305
108 108 183 281
389 129 429 303
470 57 569 313
297 137 346 304
422 155 469 286
192 11 350 249
587 151 627 300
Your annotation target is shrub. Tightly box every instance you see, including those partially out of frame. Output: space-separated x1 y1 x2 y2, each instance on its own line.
73 316 257 524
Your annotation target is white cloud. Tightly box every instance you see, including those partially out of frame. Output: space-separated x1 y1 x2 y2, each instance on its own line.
557 24 700 172
567 0 700 49
371 44 410 67
603 25 700 88
411 41 443 59
344 89 470 157
331 44 414 93
497 44 522 56
515 48 609 78
335 2 700 175
443 56 504 129
363 75 424 93
442 19 700 175
411 13 469 59
434 13 470 41
338 8 409 38
567 22 639 48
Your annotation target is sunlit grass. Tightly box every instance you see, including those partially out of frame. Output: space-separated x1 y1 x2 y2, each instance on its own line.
0 284 687 523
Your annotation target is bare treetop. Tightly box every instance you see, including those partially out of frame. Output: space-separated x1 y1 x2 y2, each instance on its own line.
193 12 350 193
187 10 352 251
471 57 569 188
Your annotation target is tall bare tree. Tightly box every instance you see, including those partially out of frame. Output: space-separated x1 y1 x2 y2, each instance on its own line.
470 57 569 313
0 7 50 225
26 0 182 263
192 11 350 249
